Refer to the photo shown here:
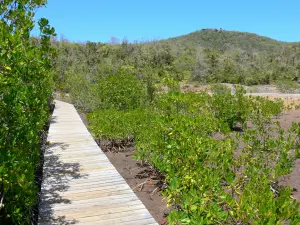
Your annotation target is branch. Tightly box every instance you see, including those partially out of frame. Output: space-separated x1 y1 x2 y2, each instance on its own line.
132 180 148 191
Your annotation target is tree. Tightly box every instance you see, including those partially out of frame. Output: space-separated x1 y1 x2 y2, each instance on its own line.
203 48 220 82
0 1 55 223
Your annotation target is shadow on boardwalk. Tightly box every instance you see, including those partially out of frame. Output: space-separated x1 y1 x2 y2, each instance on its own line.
38 142 88 225
50 116 57 124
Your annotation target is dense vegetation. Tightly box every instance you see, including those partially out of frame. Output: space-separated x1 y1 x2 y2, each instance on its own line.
0 1 55 224
87 81 300 224
53 24 300 225
165 29 289 53
53 29 300 95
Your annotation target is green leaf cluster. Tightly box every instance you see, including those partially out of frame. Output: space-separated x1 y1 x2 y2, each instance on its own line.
0 1 55 223
88 88 300 224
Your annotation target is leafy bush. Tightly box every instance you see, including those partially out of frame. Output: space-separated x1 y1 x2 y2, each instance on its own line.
65 71 98 111
88 89 300 224
97 66 147 110
276 80 300 93
88 108 154 140
0 1 55 223
66 66 147 111
210 84 251 130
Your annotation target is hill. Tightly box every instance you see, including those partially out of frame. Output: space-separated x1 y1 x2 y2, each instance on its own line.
52 29 300 92
163 29 298 54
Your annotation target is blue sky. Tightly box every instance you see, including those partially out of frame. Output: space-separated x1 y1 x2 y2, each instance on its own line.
33 0 300 43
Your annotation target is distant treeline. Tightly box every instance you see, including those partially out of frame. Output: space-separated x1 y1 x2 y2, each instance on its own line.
52 30 300 92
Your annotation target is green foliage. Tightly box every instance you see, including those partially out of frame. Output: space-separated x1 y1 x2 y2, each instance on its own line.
250 96 284 121
66 66 147 111
96 66 147 110
53 30 300 89
65 71 98 110
88 89 300 224
210 84 250 130
0 1 55 223
88 108 154 140
166 29 285 53
276 80 300 93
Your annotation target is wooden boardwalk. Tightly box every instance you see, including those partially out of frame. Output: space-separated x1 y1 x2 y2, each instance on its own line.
38 100 157 225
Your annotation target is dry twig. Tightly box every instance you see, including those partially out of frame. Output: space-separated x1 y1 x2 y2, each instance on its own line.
132 180 149 191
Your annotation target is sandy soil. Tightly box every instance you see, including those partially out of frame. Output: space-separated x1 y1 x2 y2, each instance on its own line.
247 93 300 107
180 83 300 94
277 110 300 201
98 142 169 225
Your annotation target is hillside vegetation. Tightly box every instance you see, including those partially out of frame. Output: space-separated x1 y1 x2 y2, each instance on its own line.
164 29 290 53
54 29 300 99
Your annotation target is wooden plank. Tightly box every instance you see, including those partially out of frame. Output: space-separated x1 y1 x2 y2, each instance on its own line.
77 214 156 225
39 202 147 222
38 100 157 225
67 209 152 223
41 188 133 202
39 205 150 224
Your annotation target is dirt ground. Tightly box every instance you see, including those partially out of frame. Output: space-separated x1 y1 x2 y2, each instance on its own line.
180 82 300 94
98 142 169 225
277 110 300 201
